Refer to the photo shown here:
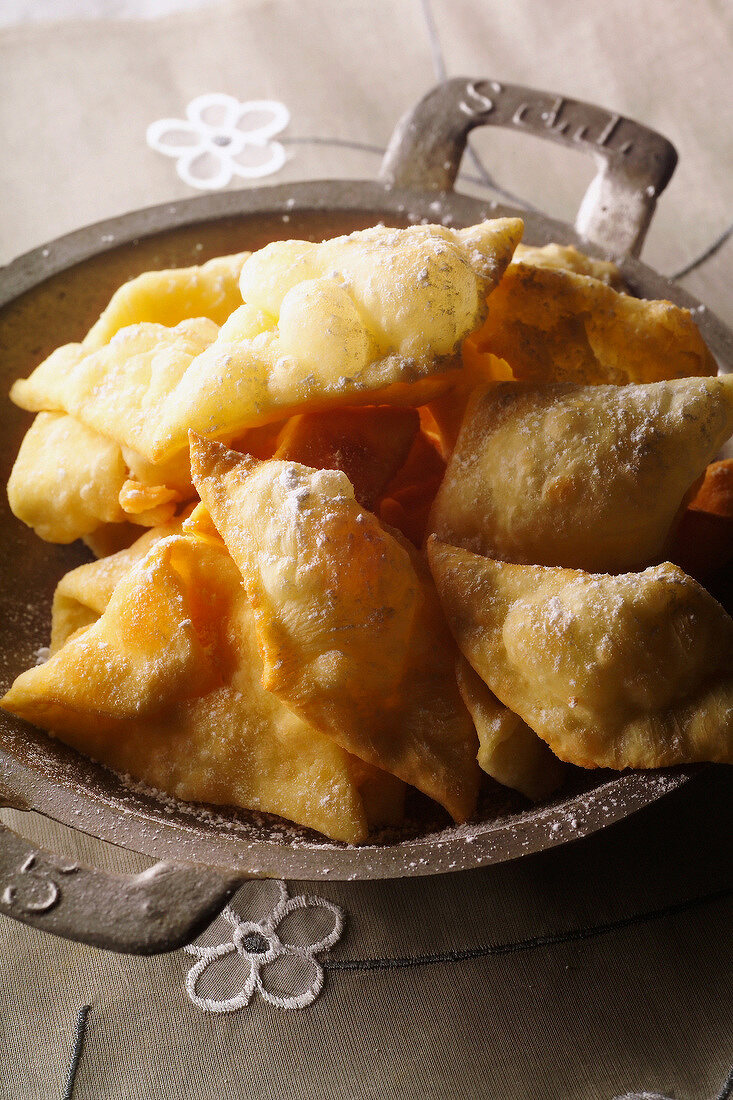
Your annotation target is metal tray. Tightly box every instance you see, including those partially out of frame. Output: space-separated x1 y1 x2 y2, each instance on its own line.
1 79 730 954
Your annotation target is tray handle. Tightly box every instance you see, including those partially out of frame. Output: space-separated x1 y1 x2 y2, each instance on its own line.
380 78 678 257
0 819 243 954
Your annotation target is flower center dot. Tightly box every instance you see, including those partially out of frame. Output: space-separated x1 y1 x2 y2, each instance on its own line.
212 134 232 147
241 932 269 954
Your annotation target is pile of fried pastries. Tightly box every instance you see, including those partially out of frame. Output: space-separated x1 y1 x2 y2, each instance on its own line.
3 220 733 844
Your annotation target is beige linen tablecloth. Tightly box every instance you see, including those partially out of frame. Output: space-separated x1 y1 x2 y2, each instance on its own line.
1 2 732 1098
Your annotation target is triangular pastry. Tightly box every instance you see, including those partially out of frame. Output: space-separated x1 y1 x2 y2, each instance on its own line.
3 535 404 843
428 538 733 770
429 376 733 573
190 435 481 822
466 262 717 385
455 657 566 801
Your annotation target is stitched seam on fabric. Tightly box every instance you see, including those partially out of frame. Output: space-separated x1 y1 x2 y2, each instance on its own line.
419 0 447 81
62 1005 90 1100
279 135 531 205
324 886 732 972
417 0 539 210
281 136 385 155
418 0 728 268
671 220 733 279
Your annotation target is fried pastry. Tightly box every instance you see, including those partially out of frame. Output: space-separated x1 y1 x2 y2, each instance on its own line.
7 411 128 542
150 220 523 461
466 262 717 385
11 221 522 473
434 242 630 452
3 534 404 843
9 319 208 542
455 657 566 801
273 405 420 510
428 538 733 770
49 515 187 653
429 376 733 573
190 435 480 822
512 242 626 289
11 317 219 461
4 222 729 844
80 252 250 349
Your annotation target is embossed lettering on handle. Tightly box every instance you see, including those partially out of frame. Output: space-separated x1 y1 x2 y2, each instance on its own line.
380 78 678 256
1 851 78 914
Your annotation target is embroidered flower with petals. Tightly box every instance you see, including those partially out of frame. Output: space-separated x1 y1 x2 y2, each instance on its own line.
184 880 343 1012
147 93 290 191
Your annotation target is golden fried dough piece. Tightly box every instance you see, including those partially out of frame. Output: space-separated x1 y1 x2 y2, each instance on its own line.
274 405 420 510
10 537 220 717
689 459 733 518
10 249 247 415
80 253 248 347
667 460 733 579
119 444 194 498
238 221 523 354
427 351 512 455
417 406 446 455
50 516 186 653
82 522 142 559
428 539 733 769
10 222 521 469
81 253 249 349
456 657 566 801
118 479 182 527
377 428 446 546
467 262 717 385
11 318 219 461
190 436 480 822
429 376 733 573
181 501 224 547
148 220 523 461
7 403 196 544
513 243 626 289
3 535 403 843
7 411 128 542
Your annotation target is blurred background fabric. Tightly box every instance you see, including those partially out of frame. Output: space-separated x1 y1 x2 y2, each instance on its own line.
1 0 731 320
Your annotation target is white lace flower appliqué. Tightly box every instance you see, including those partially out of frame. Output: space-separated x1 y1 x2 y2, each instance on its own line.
184 881 343 1012
146 93 290 191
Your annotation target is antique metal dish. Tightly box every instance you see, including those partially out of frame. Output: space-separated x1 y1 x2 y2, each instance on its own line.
1 80 731 954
